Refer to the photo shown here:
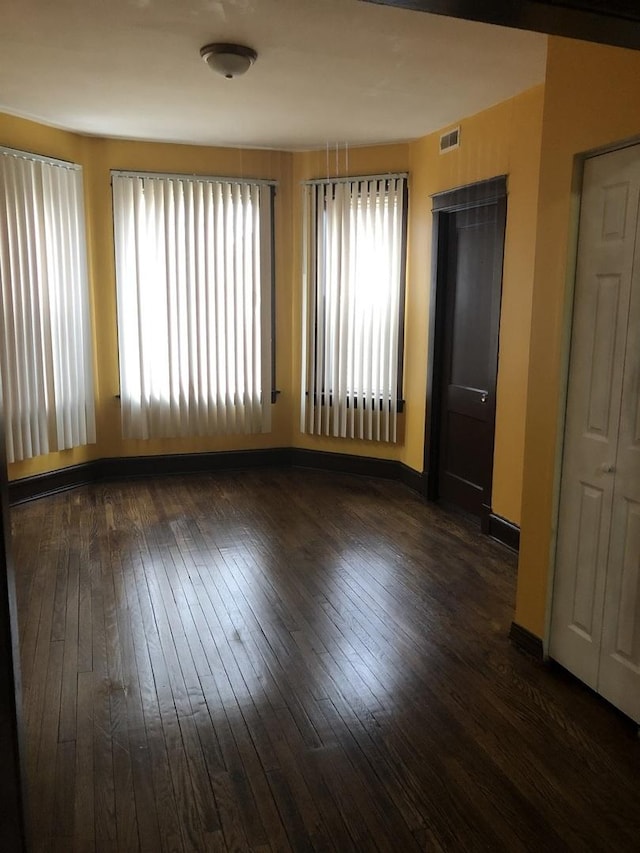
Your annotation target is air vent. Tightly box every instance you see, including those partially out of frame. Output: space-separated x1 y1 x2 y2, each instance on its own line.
439 127 460 153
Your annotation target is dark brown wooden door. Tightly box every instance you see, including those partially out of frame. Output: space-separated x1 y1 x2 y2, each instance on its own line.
426 178 506 521
0 383 28 852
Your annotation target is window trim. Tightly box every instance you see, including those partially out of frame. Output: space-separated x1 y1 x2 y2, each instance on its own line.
110 168 278 407
111 169 277 188
0 145 96 462
0 145 81 172
301 173 409 441
304 172 408 412
301 171 407 187
110 169 278 439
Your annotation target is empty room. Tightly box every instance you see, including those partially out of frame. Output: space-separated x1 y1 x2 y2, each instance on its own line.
1 1 639 851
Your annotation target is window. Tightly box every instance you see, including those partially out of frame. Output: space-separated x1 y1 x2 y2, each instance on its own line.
300 174 407 442
0 147 96 463
112 172 275 439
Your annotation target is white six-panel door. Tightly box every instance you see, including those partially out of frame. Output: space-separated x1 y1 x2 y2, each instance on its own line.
550 144 640 723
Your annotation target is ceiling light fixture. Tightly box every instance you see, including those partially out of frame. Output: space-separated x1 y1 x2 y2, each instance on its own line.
200 43 258 79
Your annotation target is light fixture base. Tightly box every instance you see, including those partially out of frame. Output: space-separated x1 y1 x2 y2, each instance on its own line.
200 43 258 79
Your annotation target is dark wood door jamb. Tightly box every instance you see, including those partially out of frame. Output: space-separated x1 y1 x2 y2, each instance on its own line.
0 387 29 851
424 176 507 517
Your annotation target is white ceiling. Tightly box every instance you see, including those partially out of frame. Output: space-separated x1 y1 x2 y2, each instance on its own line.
0 0 547 150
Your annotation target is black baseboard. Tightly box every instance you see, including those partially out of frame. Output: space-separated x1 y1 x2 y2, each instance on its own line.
8 448 427 506
509 622 544 661
100 448 291 482
487 512 520 552
8 461 98 505
290 448 426 495
399 463 426 495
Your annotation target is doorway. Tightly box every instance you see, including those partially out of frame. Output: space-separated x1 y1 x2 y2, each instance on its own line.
549 143 640 723
424 177 507 526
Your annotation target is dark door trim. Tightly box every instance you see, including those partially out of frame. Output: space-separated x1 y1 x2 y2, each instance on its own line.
0 386 29 852
361 1 640 53
423 176 507 528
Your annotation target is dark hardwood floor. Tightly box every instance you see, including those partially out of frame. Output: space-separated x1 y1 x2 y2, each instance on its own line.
10 469 640 852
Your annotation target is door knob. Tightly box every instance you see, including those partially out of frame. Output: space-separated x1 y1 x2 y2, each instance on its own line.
600 463 616 473
480 392 487 403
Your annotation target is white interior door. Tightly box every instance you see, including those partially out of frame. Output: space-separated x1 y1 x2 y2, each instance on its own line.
598 191 640 721
550 144 640 722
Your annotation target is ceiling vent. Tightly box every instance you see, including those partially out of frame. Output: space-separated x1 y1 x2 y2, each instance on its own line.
439 127 460 153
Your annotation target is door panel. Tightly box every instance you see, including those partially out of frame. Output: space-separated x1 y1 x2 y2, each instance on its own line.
438 201 505 517
551 144 640 721
586 275 621 435
571 483 605 638
449 211 497 390
598 167 640 721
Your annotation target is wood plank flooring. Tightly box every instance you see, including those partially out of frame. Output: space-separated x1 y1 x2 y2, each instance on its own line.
10 469 640 852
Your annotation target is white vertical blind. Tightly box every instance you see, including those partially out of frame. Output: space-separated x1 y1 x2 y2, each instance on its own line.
112 173 273 439
301 176 406 442
0 148 96 463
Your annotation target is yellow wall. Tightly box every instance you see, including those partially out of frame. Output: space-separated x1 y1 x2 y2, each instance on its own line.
406 87 544 523
6 36 640 647
290 143 411 464
0 117 295 480
87 138 294 462
516 37 640 636
1 87 545 530
0 115 100 478
289 87 544 528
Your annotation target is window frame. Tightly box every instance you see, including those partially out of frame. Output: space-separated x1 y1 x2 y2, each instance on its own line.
110 169 278 439
0 145 96 462
303 173 408 415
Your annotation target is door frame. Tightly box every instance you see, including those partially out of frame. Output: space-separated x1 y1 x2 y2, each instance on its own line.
0 384 29 851
423 175 507 531
544 135 640 651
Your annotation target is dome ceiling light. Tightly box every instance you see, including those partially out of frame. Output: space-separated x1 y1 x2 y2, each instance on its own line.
200 43 258 79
